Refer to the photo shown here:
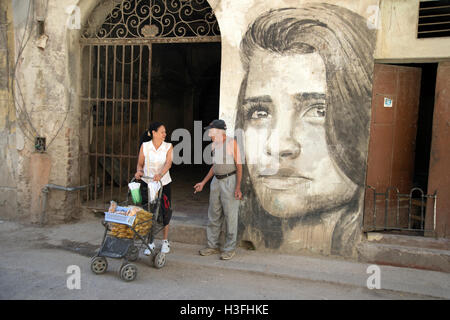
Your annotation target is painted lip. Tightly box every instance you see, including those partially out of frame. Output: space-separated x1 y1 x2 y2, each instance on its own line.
258 168 312 190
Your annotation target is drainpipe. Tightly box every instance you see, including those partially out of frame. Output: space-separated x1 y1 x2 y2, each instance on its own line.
41 184 88 225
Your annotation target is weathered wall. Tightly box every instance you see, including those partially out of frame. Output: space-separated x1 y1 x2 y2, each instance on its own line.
7 0 449 257
11 0 82 223
8 0 380 255
0 0 18 220
212 0 378 258
375 0 450 63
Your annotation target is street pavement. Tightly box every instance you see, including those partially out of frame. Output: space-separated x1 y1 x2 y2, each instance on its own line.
0 215 449 300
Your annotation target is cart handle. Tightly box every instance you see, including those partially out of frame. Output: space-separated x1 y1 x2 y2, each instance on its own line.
128 176 164 221
131 176 163 188
130 176 164 199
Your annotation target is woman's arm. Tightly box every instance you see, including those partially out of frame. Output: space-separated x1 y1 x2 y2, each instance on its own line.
154 144 173 181
135 144 145 180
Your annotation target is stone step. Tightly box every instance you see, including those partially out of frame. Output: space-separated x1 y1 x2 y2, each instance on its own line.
153 211 208 245
166 242 450 299
161 221 450 273
366 232 450 250
357 241 450 273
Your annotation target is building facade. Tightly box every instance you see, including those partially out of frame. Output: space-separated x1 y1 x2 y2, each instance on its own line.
0 0 449 259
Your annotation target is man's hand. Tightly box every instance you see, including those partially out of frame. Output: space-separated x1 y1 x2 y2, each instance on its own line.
153 173 162 182
234 187 242 200
193 182 204 194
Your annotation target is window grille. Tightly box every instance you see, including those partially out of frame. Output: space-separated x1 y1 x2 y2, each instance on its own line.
418 0 450 38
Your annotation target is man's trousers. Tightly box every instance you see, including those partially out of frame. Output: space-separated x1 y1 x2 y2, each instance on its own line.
206 175 240 252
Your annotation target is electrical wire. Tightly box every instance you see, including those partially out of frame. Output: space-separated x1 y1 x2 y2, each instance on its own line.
10 0 40 142
10 0 72 151
1 4 36 144
36 0 70 150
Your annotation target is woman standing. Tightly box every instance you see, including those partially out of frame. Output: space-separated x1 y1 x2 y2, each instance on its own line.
135 122 173 254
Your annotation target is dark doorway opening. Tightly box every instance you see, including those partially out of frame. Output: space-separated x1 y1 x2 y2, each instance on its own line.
150 42 221 220
407 63 438 193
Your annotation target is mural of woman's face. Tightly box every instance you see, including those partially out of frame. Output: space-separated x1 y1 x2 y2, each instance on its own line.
242 50 358 218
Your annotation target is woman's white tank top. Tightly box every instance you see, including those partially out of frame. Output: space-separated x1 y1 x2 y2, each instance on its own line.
142 140 172 186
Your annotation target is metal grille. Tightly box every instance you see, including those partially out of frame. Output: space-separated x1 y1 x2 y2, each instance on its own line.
80 44 152 210
363 186 437 233
418 0 450 38
81 0 220 39
80 0 220 211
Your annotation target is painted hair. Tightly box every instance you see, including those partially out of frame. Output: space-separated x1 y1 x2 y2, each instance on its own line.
237 4 375 185
235 4 375 255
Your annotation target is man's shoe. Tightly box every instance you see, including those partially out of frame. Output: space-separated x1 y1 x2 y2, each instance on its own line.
199 247 220 256
220 250 235 260
161 240 170 254
144 242 155 256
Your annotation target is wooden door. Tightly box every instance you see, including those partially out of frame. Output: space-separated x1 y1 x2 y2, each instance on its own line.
364 64 422 230
425 62 450 238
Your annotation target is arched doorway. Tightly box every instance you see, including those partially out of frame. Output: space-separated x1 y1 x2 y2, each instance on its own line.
79 0 221 211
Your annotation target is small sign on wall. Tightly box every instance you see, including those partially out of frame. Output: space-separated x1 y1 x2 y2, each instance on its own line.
384 97 393 108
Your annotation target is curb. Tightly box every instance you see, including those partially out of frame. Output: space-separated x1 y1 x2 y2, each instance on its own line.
164 242 450 300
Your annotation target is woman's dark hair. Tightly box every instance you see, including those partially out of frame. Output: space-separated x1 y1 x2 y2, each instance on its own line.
139 121 164 147
235 4 375 255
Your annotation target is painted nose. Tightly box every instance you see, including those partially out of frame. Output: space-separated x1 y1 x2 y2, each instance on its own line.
266 133 301 159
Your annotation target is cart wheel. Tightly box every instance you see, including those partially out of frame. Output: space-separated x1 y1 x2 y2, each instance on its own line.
125 245 139 262
91 256 108 274
145 249 156 267
120 263 137 281
153 252 166 269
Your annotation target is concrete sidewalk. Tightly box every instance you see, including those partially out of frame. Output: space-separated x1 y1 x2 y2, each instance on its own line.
172 243 450 299
1 214 448 300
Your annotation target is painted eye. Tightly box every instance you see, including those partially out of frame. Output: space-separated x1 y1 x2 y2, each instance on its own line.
251 110 271 119
304 105 326 118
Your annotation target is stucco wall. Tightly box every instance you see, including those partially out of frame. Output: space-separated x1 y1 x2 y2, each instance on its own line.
10 0 82 223
0 0 18 220
375 0 450 63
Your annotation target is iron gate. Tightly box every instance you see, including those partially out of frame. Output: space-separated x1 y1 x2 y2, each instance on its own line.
363 186 437 233
79 0 220 210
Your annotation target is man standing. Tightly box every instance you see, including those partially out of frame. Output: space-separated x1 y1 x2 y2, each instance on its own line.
194 119 243 260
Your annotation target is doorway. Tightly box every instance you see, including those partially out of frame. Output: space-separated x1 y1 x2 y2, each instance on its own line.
79 0 221 214
150 42 221 220
363 63 438 234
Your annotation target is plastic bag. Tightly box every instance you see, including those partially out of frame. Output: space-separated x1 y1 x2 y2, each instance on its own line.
128 182 142 204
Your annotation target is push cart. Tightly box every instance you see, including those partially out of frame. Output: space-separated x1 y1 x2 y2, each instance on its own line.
90 176 167 281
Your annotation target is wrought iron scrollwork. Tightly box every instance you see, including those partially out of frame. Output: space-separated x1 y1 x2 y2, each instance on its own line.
81 0 220 39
